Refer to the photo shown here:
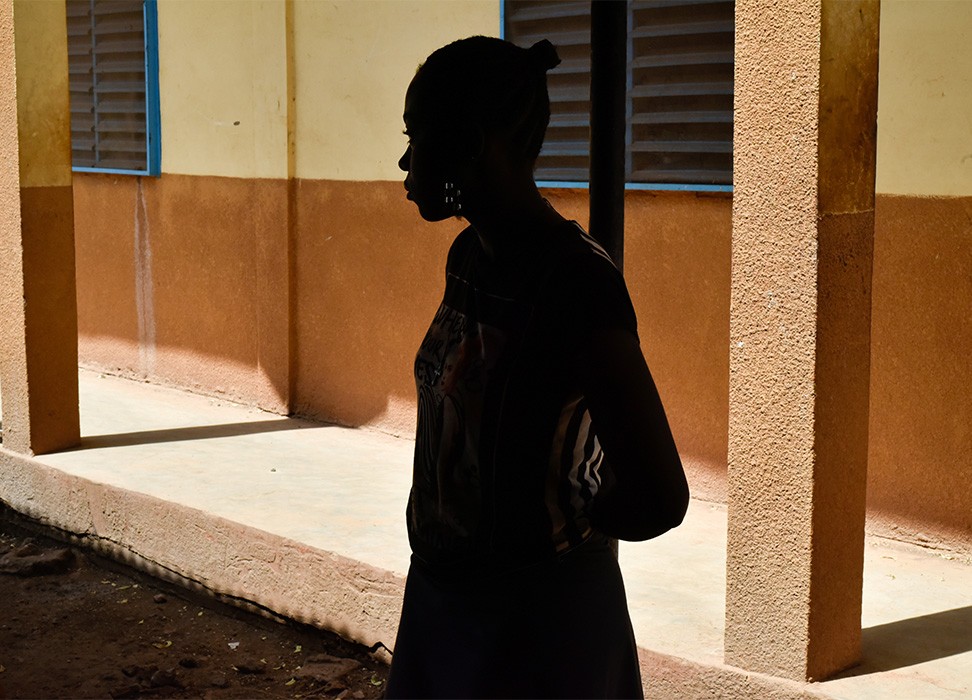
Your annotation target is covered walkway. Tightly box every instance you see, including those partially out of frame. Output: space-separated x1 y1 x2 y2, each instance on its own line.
2 370 968 699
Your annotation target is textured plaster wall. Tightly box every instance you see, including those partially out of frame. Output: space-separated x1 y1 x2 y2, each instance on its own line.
727 0 821 678
11 0 71 188
624 193 732 496
156 0 497 180
19 185 80 453
726 0 878 681
292 0 498 181
876 0 972 196
74 174 290 414
293 179 461 434
293 182 733 458
1 0 78 454
868 195 972 552
0 0 27 448
864 0 972 553
156 0 288 178
73 172 734 480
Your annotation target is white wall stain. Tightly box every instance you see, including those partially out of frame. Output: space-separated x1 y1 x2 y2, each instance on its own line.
134 179 157 376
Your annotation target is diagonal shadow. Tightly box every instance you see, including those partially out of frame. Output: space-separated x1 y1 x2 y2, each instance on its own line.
834 605 972 677
59 418 323 451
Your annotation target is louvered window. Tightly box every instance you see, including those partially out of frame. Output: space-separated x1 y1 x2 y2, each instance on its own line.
505 0 733 188
67 0 160 175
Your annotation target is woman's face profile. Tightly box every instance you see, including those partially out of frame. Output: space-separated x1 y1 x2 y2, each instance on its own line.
399 79 455 222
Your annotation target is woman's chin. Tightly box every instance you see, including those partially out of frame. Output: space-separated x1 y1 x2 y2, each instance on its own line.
414 201 453 223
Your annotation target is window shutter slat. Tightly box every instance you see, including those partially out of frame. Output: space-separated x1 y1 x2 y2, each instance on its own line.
632 50 733 69
629 0 733 185
632 110 731 125
67 0 149 172
92 1 141 17
506 0 591 183
629 19 734 38
506 0 733 187
507 1 591 22
629 140 732 154
629 81 733 98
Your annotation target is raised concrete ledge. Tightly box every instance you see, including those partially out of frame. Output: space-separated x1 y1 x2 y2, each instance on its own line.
639 649 831 700
1 371 969 699
1 446 832 700
0 447 404 652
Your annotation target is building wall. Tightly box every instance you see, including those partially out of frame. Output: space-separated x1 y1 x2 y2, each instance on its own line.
3 0 80 453
292 0 499 181
74 174 291 411
74 0 497 417
71 0 970 552
875 0 972 197
865 0 972 550
288 0 498 432
156 0 288 179
76 0 292 411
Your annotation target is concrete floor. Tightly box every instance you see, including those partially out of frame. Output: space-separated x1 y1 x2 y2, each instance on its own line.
6 370 972 698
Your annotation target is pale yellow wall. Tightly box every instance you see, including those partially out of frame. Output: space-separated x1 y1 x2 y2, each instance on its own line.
293 0 499 181
1 0 18 195
876 0 972 196
1 0 25 433
157 0 288 178
151 0 972 193
12 0 71 188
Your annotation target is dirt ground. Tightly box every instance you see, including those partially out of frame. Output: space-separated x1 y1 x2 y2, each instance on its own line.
0 521 389 699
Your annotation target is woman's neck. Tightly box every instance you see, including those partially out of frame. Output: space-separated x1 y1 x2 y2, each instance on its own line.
464 181 567 263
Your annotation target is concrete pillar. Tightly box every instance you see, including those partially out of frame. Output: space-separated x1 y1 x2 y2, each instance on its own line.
726 0 879 682
0 0 79 455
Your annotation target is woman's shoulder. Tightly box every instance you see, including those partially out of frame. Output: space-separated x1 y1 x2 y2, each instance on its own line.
553 221 623 280
548 222 637 334
446 226 479 269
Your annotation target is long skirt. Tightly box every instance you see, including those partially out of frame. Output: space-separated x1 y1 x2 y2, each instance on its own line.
385 532 643 699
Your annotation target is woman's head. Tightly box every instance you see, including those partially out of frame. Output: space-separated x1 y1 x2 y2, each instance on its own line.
399 37 560 221
412 37 560 165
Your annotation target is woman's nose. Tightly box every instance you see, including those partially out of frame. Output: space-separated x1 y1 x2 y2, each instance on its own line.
398 146 410 172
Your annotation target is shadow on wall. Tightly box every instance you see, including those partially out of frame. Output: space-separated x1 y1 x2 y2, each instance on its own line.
834 605 972 676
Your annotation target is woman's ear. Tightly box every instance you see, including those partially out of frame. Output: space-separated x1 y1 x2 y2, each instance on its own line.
459 123 486 162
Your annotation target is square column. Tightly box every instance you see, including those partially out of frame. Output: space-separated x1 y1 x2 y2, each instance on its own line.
726 0 879 681
0 0 79 455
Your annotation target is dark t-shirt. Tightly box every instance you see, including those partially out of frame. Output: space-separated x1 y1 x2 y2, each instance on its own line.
407 221 638 573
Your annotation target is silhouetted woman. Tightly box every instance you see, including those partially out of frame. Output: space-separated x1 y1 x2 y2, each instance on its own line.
387 36 689 699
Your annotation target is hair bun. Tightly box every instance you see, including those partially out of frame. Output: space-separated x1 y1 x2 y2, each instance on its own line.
527 39 561 72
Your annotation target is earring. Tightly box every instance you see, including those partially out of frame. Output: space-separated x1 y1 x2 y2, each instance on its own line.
443 181 462 215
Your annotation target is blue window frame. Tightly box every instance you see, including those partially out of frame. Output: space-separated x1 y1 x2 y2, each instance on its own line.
67 0 161 176
503 0 733 193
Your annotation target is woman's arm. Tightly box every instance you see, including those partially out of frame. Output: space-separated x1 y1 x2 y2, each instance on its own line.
581 326 690 541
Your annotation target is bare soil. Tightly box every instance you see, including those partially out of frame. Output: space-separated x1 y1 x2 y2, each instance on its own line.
0 520 389 700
